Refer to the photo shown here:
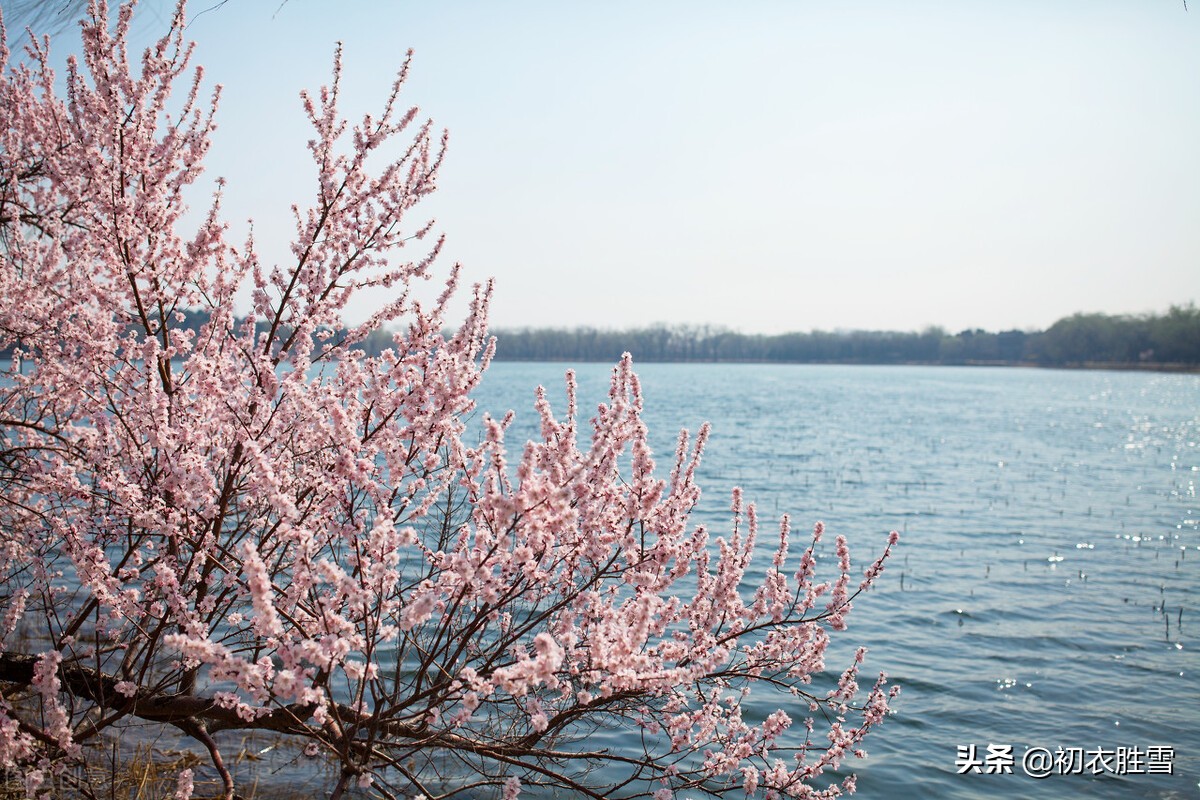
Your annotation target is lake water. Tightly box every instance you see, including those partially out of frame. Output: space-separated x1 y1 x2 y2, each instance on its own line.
471 362 1199 800
5 359 1196 797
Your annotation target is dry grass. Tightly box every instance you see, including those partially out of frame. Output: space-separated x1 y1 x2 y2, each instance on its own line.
0 735 330 800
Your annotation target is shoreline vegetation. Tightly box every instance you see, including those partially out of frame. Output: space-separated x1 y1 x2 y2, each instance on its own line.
5 305 1196 371
484 305 1199 370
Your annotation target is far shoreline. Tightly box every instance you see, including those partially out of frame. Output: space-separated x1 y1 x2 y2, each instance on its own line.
487 357 1200 374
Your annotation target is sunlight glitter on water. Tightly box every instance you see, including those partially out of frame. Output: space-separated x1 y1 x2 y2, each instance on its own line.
474 363 1200 800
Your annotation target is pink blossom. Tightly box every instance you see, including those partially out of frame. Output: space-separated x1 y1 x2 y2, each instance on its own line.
242 542 282 637
173 768 194 800
32 651 77 757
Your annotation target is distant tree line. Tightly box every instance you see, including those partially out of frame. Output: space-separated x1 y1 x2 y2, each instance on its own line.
4 305 1196 369
489 305 1200 369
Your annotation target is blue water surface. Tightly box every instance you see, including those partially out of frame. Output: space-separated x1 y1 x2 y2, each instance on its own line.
471 363 1200 800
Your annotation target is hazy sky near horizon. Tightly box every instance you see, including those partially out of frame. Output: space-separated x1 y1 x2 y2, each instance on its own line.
15 0 1200 334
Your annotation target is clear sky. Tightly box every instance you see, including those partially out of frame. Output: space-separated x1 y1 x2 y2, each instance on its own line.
14 0 1200 334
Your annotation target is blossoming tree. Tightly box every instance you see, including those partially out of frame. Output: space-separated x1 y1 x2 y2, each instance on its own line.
0 2 898 798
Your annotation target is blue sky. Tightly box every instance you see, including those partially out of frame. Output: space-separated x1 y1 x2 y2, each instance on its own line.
15 0 1200 334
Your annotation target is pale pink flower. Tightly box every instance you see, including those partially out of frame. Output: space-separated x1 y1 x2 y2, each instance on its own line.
173 768 194 800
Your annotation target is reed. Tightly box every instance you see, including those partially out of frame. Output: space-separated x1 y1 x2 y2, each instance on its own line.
0 736 326 800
